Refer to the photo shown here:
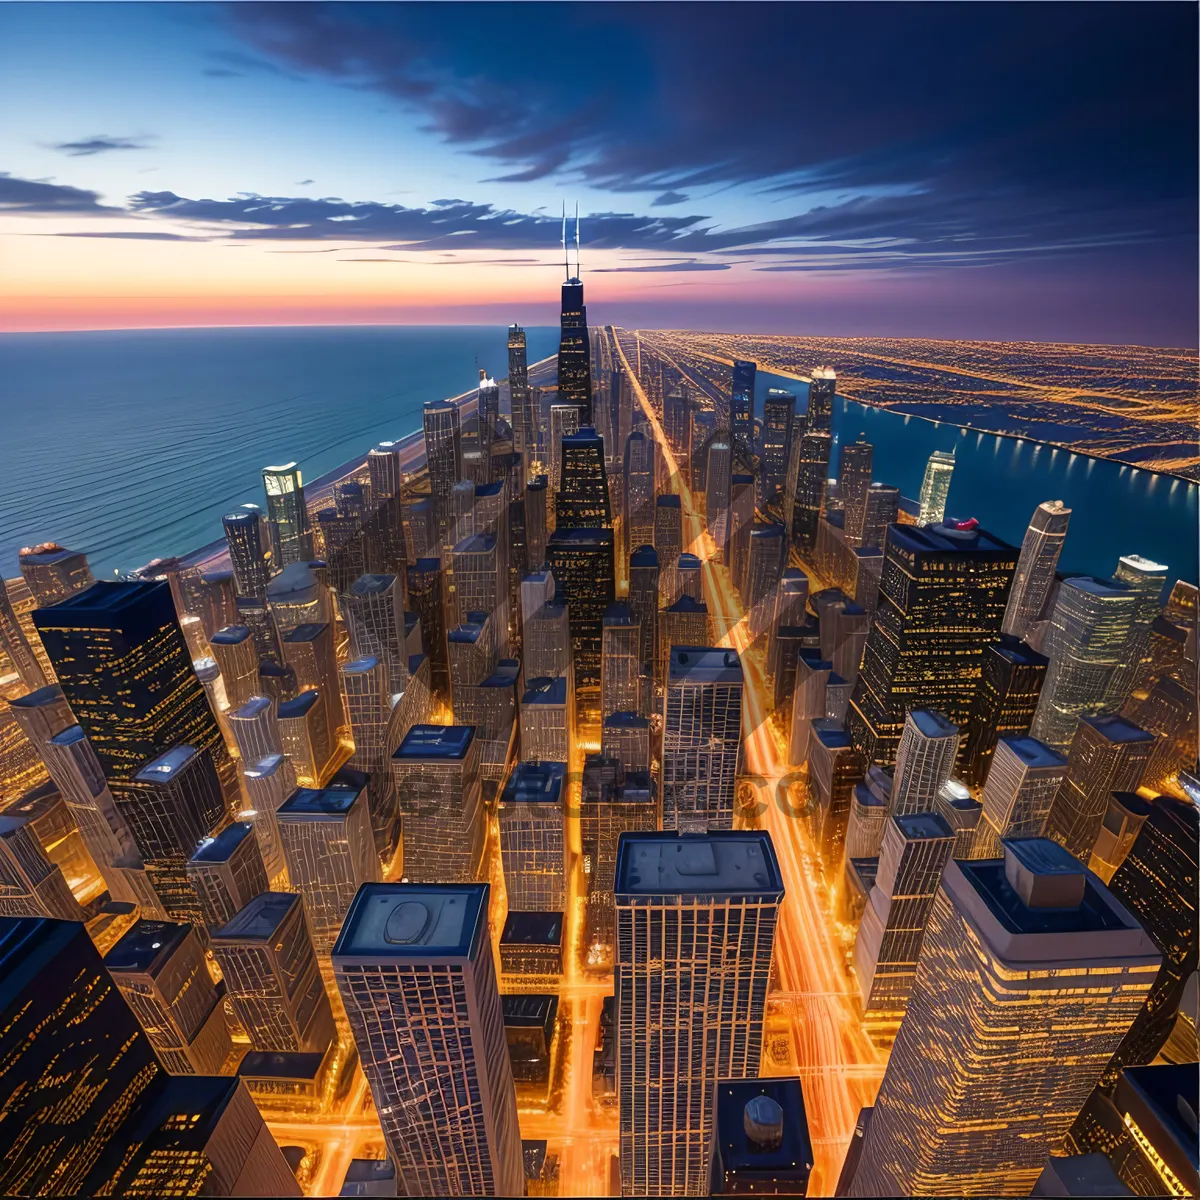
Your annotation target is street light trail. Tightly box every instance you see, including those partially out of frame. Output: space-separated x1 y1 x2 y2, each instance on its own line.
612 331 885 1197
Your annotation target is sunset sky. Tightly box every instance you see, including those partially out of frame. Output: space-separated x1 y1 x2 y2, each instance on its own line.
2 2 1195 343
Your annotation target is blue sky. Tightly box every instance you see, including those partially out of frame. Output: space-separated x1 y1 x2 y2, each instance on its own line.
2 2 1195 343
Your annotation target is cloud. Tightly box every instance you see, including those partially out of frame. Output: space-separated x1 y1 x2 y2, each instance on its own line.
593 260 730 273
0 173 116 213
295 178 314 185
51 135 154 157
53 230 207 241
221 3 1196 265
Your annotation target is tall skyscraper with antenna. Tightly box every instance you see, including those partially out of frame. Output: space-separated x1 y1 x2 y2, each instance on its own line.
557 205 593 423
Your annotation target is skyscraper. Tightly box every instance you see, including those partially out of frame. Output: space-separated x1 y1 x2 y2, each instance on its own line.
709 1078 813 1197
1002 500 1072 639
760 388 795 501
208 624 258 709
525 475 549 569
890 710 960 816
730 359 756 457
333 882 523 1197
520 675 571 763
601 601 642 719
277 778 379 954
1043 713 1154 862
35 581 238 813
624 430 656 560
0 586 48 692
556 427 612 529
806 367 835 432
1031 575 1137 749
746 523 785 640
974 734 1068 855
706 437 733 562
185 820 270 930
211 890 335 1055
662 647 744 832
0 812 83 920
843 838 1161 1198
787 431 831 553
962 636 1049 785
391 724 485 884
508 323 534 468
261 463 312 567
628 544 659 679
499 760 566 912
917 449 955 526
729 474 756 597
847 521 1016 766
546 527 615 688
1105 554 1168 708
654 494 684 604
557 272 593 423
407 556 450 699
343 573 408 694
616 830 783 1196
839 440 874 547
0 916 297 1197
852 810 955 1024
857 483 899 551
422 398 463 547
222 505 273 600
17 542 94 607
105 919 233 1075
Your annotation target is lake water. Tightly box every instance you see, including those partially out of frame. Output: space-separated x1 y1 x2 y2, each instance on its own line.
0 326 559 579
754 369 1197 592
0 328 1193 592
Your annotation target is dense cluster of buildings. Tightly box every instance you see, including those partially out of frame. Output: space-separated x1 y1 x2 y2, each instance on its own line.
0 255 1194 1200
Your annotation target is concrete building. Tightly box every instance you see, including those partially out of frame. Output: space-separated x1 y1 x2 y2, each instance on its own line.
615 831 783 1196
974 735 1068 857
891 710 960 816
185 820 270 931
520 676 571 763
499 761 566 912
333 883 523 1196
602 710 651 775
1002 501 1072 641
843 839 1161 1198
709 1077 813 1196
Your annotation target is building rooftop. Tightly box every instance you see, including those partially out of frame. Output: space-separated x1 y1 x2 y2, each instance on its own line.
105 919 191 973
1116 1064 1199 1185
669 646 741 685
278 783 365 819
502 761 566 805
213 891 301 941
501 910 564 946
711 1077 813 1192
656 494 681 509
266 561 322 603
523 676 568 705
32 578 168 626
894 810 954 841
342 657 380 677
992 635 1050 668
605 711 650 730
448 622 486 645
549 526 614 549
333 882 487 959
394 723 475 760
209 624 252 646
677 553 701 570
813 721 851 750
888 521 1015 557
908 709 959 740
750 523 784 539
48 723 87 748
278 690 320 719
1080 713 1155 745
629 543 659 567
453 533 496 556
238 1050 326 1082
188 821 254 864
502 993 558 1031
244 753 287 780
348 574 396 597
1000 735 1068 769
134 744 200 784
283 622 329 645
603 602 634 625
476 481 504 498
481 660 521 687
665 595 708 616
615 831 783 897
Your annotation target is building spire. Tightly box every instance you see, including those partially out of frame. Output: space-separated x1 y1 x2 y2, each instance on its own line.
562 202 569 281
574 202 581 278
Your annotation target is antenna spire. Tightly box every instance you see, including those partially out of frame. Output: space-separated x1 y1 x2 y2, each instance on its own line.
574 202 581 277
562 202 569 281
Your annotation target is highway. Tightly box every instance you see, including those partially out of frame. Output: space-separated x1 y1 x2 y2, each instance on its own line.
611 332 885 1196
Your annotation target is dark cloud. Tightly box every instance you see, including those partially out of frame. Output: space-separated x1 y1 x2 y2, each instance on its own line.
593 260 730 273
51 135 154 157
652 191 689 207
222 3 1196 264
53 230 206 241
295 178 314 185
0 173 116 213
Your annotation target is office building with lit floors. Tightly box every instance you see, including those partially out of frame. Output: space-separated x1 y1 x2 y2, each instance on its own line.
212 891 335 1055
333 882 524 1197
105 920 233 1076
277 689 336 787
185 820 269 931
0 813 83 920
602 602 643 718
603 710 651 774
407 557 450 699
654 495 683 604
422 398 463 547
1030 575 1137 750
343 573 409 693
1002 500 1072 640
746 524 785 640
890 709 959 815
1043 713 1154 863
807 721 865 872
261 463 313 566
841 838 1161 1198
760 388 796 502
391 724 485 884
615 831 784 1197
520 675 571 763
499 761 566 912
546 527 615 688
962 636 1048 786
277 780 379 954
787 431 832 553
662 647 744 832
17 541 95 606
852 811 955 1027
729 359 756 457
33 578 240 816
709 1077 813 1196
847 521 1017 767
557 272 593 422
0 916 299 1198
973 735 1068 856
